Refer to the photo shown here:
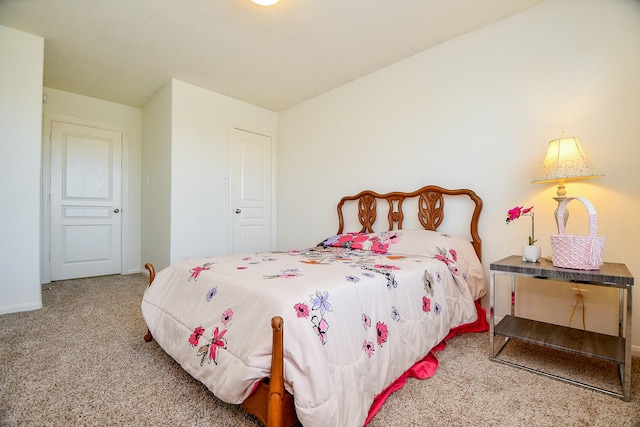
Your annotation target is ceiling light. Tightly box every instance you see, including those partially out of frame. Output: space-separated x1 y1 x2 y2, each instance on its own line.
251 0 280 5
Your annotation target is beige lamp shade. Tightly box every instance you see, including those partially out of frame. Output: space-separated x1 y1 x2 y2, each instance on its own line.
532 134 603 184
532 133 603 232
251 0 280 5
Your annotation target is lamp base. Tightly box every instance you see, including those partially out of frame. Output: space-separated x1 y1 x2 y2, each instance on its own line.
553 197 569 233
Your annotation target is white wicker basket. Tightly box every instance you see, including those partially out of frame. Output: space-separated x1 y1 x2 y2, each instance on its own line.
550 197 605 270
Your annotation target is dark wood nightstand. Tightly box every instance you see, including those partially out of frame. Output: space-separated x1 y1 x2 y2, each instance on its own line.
489 255 634 401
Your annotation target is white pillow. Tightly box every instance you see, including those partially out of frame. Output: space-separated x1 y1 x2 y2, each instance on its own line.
318 229 486 299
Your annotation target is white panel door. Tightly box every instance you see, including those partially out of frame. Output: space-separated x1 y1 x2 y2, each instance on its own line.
231 128 272 254
50 121 122 280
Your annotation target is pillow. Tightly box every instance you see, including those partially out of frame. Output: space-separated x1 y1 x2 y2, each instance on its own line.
382 229 458 257
318 229 465 257
392 229 486 300
318 231 403 254
318 230 486 299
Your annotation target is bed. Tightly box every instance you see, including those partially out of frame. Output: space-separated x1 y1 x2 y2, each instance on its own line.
141 185 488 427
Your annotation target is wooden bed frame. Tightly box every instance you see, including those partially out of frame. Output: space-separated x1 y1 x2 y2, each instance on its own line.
143 185 483 427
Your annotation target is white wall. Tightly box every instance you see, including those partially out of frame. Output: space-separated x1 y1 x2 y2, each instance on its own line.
277 0 640 350
3 0 638 352
41 88 143 276
141 79 278 270
169 79 277 264
0 26 44 313
141 81 173 271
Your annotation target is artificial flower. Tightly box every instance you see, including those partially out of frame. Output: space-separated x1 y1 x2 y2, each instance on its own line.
506 205 537 245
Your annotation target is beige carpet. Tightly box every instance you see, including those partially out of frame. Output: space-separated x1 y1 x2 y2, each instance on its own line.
0 274 638 426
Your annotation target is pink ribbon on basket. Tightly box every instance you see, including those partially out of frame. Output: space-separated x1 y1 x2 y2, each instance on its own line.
588 239 603 267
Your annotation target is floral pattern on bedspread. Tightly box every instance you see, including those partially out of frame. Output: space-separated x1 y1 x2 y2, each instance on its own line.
141 231 485 427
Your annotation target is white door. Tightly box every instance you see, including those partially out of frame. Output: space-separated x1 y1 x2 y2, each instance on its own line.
230 128 273 254
50 120 122 280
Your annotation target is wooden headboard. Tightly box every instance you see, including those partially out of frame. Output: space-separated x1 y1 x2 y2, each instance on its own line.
336 185 483 260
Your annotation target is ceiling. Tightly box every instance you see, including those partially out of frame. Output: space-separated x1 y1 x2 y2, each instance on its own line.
0 0 546 111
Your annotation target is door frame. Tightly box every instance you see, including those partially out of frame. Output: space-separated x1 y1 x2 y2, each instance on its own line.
228 123 277 254
41 114 129 283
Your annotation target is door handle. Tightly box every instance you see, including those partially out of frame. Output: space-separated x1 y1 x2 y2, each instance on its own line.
235 209 241 214
113 209 120 213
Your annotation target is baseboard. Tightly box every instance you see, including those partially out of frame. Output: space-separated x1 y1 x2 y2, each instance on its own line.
0 301 42 315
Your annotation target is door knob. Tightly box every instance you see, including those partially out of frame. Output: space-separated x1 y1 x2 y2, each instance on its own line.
113 209 120 213
235 209 241 214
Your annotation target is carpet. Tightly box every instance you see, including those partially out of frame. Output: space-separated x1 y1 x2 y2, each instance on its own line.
0 274 637 426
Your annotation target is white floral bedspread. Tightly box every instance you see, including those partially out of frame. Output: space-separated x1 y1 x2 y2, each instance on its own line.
141 230 485 427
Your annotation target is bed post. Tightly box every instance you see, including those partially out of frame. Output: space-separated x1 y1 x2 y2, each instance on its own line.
267 316 285 427
143 263 156 343
243 315 295 427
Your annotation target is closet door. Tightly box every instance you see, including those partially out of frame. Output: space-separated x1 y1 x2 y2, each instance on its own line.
230 127 273 254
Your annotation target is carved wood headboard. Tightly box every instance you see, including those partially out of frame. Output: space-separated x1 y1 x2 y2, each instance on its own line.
336 185 483 260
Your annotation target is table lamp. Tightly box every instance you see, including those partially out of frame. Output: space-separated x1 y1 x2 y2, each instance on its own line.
532 133 603 231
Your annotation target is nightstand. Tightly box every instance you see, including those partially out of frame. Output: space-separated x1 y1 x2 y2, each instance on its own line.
489 255 634 401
